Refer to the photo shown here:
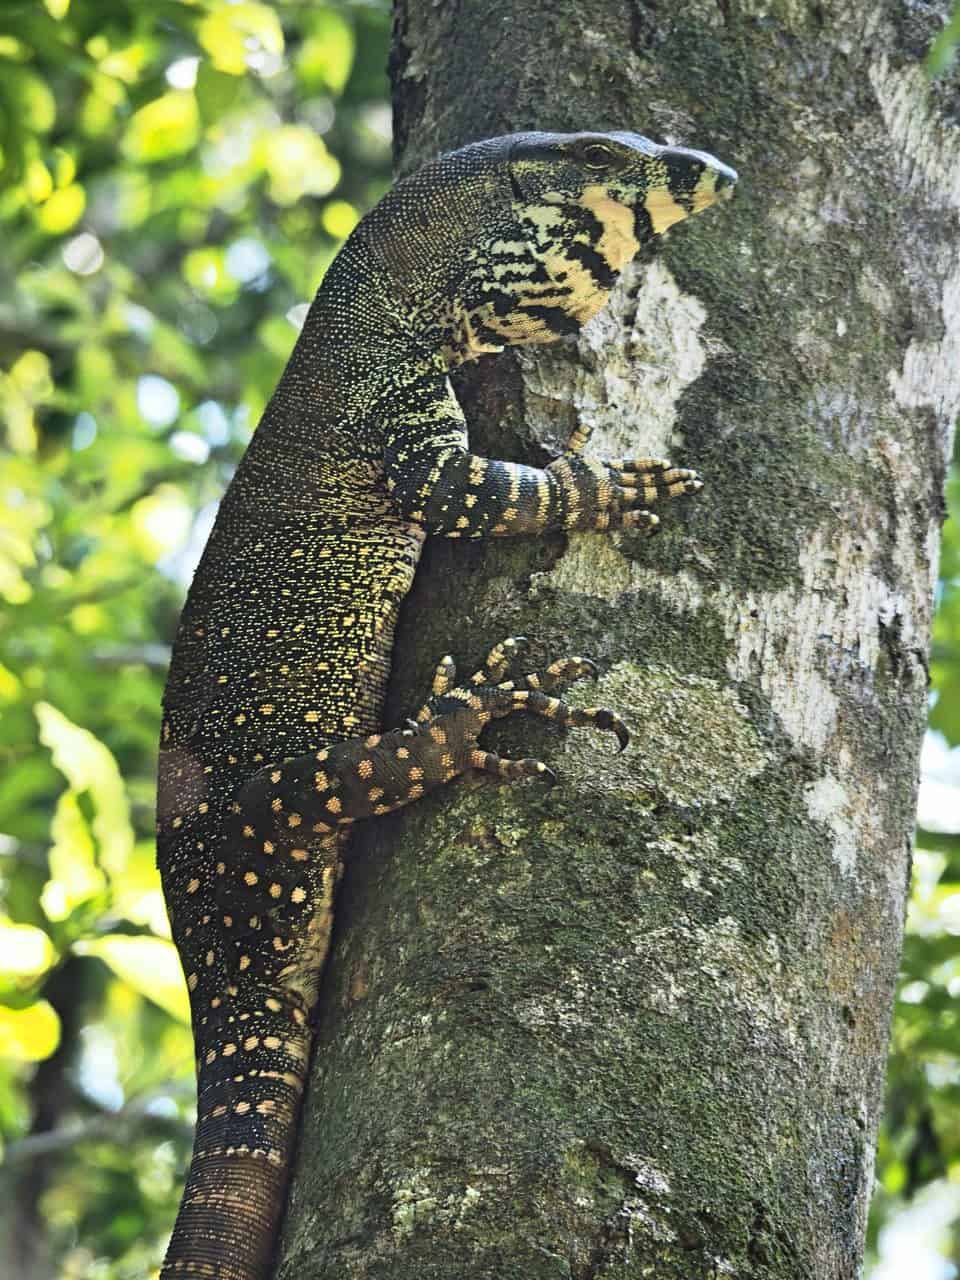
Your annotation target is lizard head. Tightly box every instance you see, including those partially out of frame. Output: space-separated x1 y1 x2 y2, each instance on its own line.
507 130 737 250
433 130 736 361
354 129 736 364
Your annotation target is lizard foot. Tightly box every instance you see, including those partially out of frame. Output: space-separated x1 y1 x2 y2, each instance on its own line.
412 637 628 787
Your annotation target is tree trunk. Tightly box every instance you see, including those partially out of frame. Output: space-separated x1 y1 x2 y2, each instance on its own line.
276 3 958 1276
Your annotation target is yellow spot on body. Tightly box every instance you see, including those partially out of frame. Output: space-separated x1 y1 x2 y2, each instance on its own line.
172 816 183 829
358 759 374 778
239 956 250 971
259 704 275 715
244 1035 259 1050
304 710 320 723
291 848 309 861
271 770 282 783
263 841 275 854
187 877 200 894
397 747 410 760
271 797 283 813
205 950 214 966
187 973 198 991
269 883 282 899
235 1101 250 1114
244 871 258 886
223 1043 237 1056
265 997 282 1012
264 1035 281 1050
409 766 424 780
234 713 246 725
291 886 307 905
287 813 301 827
430 727 447 744
326 796 342 814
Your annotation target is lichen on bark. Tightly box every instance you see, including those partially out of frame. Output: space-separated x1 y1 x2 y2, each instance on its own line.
275 3 958 1277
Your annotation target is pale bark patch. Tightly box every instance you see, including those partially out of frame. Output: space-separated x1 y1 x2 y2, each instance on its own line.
538 517 922 756
871 53 960 432
521 258 711 461
805 773 860 876
561 662 768 804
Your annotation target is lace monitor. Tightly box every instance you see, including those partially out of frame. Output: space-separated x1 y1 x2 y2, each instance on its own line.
157 129 737 1279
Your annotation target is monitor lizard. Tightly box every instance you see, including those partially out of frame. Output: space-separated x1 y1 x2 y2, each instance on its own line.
157 129 737 1279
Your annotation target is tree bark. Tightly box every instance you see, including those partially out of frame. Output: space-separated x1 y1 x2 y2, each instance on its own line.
276 2 959 1276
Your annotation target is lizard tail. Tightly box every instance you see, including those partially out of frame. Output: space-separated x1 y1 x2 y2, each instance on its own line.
160 1016 312 1280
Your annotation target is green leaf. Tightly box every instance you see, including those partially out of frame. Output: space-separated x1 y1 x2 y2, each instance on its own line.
40 790 106 921
0 922 57 989
260 125 341 206
197 2 284 76
123 91 199 163
0 999 60 1061
35 701 134 878
79 934 190 1023
298 9 355 95
195 62 243 122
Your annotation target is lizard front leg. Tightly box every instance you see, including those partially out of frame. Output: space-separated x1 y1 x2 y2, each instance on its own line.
379 368 701 539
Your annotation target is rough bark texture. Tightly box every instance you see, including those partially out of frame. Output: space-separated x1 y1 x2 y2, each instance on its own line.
276 2 959 1276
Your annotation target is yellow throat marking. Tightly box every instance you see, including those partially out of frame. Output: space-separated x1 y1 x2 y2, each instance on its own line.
579 185 641 272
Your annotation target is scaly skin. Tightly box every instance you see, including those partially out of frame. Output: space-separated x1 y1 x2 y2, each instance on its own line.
157 130 736 1279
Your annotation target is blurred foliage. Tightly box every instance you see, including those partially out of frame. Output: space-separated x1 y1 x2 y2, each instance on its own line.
1 1 959 1278
866 449 960 1270
0 1 391 1275
928 2 960 74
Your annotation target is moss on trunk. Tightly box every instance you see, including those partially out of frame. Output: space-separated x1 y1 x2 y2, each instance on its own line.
276 2 959 1276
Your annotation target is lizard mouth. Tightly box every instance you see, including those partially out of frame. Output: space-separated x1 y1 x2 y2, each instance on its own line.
643 159 738 234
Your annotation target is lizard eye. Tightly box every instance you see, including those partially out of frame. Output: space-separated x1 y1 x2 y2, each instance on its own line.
578 143 617 170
